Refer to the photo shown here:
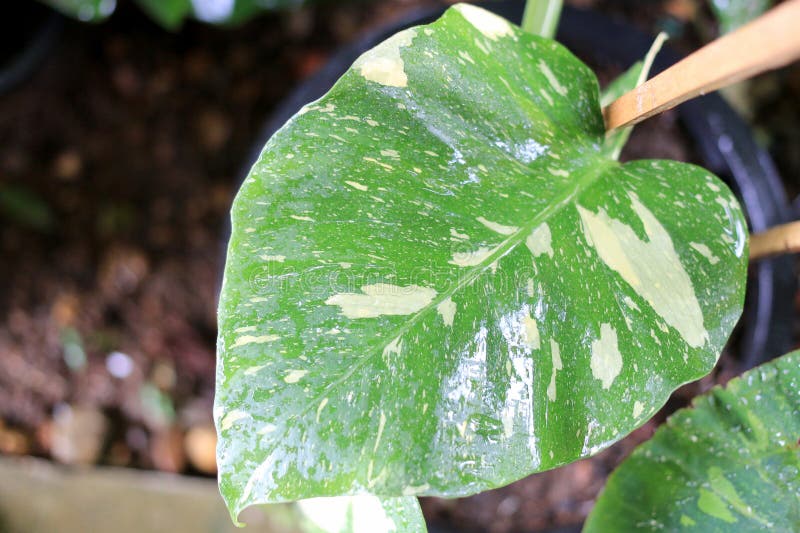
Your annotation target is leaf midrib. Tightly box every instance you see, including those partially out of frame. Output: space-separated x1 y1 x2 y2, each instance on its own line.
291 154 618 423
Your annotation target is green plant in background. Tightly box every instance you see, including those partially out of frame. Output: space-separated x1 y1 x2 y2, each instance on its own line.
710 0 772 34
586 350 800 532
39 0 304 29
0 184 54 232
213 0 797 531
40 0 120 23
706 0 773 120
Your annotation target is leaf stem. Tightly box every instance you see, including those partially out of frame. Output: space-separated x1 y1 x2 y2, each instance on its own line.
521 0 563 38
603 32 668 160
749 221 800 260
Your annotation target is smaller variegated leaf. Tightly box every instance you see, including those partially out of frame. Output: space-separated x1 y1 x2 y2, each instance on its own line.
585 350 800 532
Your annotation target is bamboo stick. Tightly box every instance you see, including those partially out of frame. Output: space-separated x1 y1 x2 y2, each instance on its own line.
749 221 800 261
604 0 800 130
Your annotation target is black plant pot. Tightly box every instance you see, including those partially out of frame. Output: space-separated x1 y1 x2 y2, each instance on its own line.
255 0 795 372
0 2 62 95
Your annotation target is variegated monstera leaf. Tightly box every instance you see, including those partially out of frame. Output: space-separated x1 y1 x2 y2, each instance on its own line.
586 350 800 532
215 3 748 522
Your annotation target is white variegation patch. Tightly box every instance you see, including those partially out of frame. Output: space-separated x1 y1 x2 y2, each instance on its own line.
231 334 279 348
477 216 519 235
454 3 514 40
590 323 623 389
325 283 437 318
437 297 457 326
353 28 417 87
526 222 553 258
577 193 708 348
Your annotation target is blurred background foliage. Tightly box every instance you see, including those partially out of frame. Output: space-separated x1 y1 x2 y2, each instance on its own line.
39 0 310 28
709 0 771 34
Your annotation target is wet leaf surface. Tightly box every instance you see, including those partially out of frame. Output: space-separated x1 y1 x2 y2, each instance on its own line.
216 3 748 520
585 350 800 532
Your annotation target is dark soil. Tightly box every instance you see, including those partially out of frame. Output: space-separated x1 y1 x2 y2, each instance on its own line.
0 1 795 532
0 0 434 468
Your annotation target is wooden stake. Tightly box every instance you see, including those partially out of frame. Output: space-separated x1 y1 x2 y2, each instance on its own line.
750 221 800 261
604 0 800 130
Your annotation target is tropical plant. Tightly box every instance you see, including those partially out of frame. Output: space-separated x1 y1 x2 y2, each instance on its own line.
213 1 797 531
586 349 800 532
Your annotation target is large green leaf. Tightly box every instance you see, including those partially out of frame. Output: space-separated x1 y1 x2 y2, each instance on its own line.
215 2 748 520
585 350 800 532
